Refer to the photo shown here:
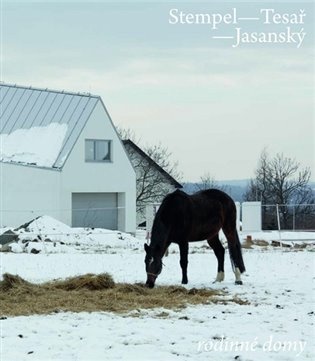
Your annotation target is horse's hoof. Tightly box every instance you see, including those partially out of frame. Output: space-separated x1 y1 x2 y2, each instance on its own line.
214 272 225 283
182 279 188 285
235 280 243 285
146 281 155 288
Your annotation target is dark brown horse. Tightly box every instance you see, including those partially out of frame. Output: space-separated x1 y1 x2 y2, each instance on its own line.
144 189 245 288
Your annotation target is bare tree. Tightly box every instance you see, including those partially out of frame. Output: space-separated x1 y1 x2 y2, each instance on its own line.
115 126 139 143
197 172 227 192
145 143 181 182
245 150 314 229
117 127 182 221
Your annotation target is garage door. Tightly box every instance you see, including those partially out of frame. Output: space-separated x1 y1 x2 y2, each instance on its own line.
72 193 118 230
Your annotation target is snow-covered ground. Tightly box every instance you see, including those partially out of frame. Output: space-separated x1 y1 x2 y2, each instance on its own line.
1 217 315 361
1 215 314 255
0 216 142 254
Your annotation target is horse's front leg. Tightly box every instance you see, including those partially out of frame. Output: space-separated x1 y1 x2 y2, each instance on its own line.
208 235 225 283
179 242 189 284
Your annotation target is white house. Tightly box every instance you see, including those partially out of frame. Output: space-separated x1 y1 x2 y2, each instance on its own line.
0 83 136 232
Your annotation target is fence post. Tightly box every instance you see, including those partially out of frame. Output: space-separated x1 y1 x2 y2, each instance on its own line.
276 204 282 245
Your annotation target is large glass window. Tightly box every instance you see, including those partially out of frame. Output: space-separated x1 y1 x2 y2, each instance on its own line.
85 139 112 162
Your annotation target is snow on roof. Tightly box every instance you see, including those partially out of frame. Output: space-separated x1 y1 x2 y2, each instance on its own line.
0 123 68 168
0 83 100 169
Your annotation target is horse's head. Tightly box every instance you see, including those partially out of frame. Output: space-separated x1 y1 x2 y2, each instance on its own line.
144 243 163 288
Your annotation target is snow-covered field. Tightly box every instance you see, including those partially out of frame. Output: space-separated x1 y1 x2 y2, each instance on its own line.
1 217 315 361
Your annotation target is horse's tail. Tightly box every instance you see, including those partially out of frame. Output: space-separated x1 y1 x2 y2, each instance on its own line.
228 230 246 273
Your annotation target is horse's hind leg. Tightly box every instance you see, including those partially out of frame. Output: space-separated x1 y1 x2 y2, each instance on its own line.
223 227 245 285
179 242 189 284
208 235 225 282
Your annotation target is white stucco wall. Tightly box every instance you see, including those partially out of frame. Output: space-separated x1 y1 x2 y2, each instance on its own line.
60 101 136 233
0 162 61 227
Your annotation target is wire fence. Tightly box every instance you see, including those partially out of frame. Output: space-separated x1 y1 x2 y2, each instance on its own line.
0 206 125 232
1 204 315 234
261 204 315 231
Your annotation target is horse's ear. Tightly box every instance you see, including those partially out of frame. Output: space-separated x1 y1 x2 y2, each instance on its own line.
144 243 150 253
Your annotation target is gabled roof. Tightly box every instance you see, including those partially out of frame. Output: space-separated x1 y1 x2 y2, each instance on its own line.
0 82 100 169
123 139 182 188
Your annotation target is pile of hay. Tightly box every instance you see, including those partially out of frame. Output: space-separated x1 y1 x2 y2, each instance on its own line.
53 273 115 290
0 273 248 317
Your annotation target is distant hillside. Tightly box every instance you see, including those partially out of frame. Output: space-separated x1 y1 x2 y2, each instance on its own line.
183 179 315 202
182 179 250 202
217 179 250 187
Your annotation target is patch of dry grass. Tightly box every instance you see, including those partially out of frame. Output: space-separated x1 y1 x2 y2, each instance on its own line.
242 238 270 249
0 273 249 317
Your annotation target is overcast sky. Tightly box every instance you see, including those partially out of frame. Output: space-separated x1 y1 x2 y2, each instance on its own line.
1 0 314 181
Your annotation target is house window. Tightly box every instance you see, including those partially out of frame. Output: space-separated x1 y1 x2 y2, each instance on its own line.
85 139 112 162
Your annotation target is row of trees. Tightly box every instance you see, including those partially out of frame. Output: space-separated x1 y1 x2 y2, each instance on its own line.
244 150 314 229
118 126 314 229
197 151 314 229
